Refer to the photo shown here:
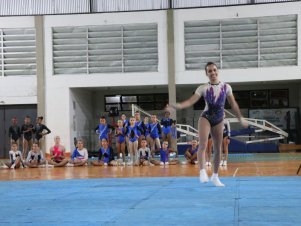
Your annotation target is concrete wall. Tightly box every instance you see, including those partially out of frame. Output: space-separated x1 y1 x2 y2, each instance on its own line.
0 16 37 105
174 1 301 84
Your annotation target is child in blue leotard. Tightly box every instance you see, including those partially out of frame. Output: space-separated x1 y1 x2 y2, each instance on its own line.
125 117 141 166
95 116 115 148
143 116 152 147
161 111 173 145
91 138 116 166
150 141 179 166
134 111 146 148
184 140 199 164
115 120 126 164
148 115 162 157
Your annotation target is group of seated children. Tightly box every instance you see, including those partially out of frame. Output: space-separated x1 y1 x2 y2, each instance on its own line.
4 141 46 169
3 135 178 169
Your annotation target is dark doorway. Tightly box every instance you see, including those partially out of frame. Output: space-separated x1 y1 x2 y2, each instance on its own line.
0 105 37 158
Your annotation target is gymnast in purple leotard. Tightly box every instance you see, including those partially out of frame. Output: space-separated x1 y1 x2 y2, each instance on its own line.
168 62 248 187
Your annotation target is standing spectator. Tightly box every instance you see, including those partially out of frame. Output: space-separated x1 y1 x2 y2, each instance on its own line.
95 116 115 147
8 117 21 146
221 116 231 166
21 116 34 159
115 120 126 164
33 116 51 151
161 111 173 145
148 115 162 158
134 111 146 148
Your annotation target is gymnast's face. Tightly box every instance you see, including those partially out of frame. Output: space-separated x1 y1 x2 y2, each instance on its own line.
121 114 126 120
144 117 149 124
77 141 84 150
11 118 17 125
130 118 136 126
117 120 123 127
141 140 147 148
11 143 18 151
151 115 157 123
100 118 106 124
162 142 168 149
54 136 60 145
32 143 39 152
101 139 108 148
191 140 198 149
206 64 219 84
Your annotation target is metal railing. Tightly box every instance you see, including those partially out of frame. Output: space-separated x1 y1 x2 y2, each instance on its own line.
132 104 288 144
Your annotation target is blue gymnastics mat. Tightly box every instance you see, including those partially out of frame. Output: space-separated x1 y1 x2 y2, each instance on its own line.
0 176 300 226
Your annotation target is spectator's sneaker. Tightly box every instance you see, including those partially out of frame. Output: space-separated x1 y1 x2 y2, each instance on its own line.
208 162 212 166
219 161 224 166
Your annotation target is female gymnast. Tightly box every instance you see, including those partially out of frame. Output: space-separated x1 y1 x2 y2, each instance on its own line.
168 62 248 186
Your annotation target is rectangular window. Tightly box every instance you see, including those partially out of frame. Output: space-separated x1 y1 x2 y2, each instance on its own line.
0 28 36 76
105 93 167 112
53 23 158 75
184 15 297 70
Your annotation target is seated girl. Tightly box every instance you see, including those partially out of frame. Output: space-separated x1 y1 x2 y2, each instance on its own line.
48 136 69 167
184 140 199 164
4 142 25 169
136 139 150 166
91 138 117 166
25 142 46 168
150 141 179 166
69 138 88 166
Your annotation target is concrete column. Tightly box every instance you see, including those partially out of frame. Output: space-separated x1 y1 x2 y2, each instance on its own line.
298 83 301 143
35 16 45 118
35 16 46 152
167 9 177 120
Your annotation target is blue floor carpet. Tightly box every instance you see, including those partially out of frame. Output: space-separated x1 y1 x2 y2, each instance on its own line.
0 176 300 226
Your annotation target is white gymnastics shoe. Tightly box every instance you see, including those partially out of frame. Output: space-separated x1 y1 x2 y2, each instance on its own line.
199 169 209 183
211 174 225 187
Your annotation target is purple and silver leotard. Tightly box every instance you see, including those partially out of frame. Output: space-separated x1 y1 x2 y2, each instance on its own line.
195 82 232 127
